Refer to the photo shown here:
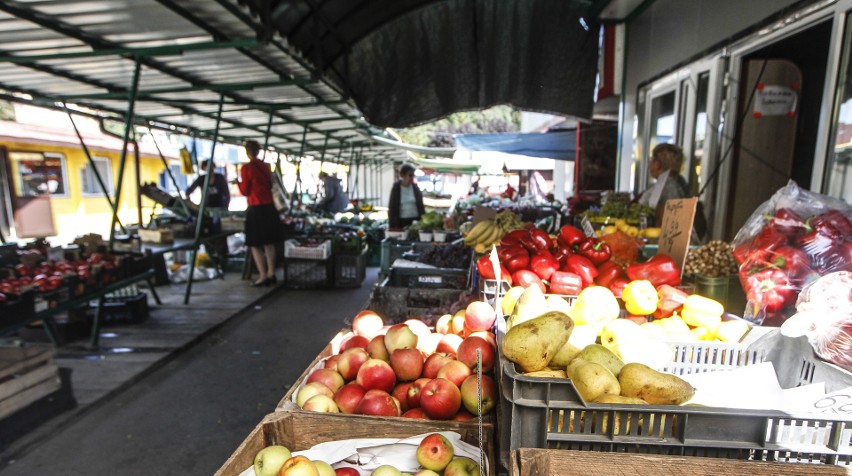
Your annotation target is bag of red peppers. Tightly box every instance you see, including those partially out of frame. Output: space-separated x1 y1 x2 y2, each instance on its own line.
731 181 852 326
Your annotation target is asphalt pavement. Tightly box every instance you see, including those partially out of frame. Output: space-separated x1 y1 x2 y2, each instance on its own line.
0 268 379 475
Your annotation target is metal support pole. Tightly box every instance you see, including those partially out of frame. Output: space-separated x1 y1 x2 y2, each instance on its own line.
147 126 192 217
313 134 330 209
134 141 143 228
184 94 224 304
109 57 141 249
63 104 125 232
290 126 308 210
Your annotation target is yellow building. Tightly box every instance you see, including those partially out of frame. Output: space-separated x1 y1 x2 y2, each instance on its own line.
0 108 181 245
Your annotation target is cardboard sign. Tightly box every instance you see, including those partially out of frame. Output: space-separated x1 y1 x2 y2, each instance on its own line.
658 197 697 273
472 206 497 225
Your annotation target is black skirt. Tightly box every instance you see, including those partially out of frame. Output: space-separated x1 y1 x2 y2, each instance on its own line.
244 203 284 246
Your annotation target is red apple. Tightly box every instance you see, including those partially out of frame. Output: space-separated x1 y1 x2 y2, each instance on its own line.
335 468 360 476
355 389 399 416
323 355 340 372
464 301 497 332
450 313 466 336
436 334 463 355
390 348 424 381
356 358 397 393
420 378 462 420
456 336 495 373
352 310 385 338
435 314 453 335
405 318 432 338
392 382 413 413
402 407 429 419
384 323 418 354
423 353 456 379
406 377 432 409
334 382 367 414
340 334 370 352
625 314 649 326
452 410 475 421
444 457 479 476
416 433 455 472
337 347 370 381
281 455 320 476
437 360 472 388
367 334 390 361
306 368 345 392
460 374 497 415
468 331 497 349
417 332 442 355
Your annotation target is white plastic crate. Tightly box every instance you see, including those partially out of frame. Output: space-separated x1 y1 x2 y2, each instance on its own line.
283 239 331 260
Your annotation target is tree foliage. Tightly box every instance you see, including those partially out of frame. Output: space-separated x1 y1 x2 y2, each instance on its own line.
396 105 520 149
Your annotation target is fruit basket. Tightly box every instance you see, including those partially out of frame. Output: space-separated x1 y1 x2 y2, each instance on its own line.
216 411 492 476
495 329 852 469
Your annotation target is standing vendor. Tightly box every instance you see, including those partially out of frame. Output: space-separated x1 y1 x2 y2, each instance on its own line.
638 143 690 226
186 159 230 209
317 171 350 213
388 163 425 229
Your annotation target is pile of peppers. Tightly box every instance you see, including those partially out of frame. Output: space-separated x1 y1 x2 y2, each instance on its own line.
476 224 684 298
733 207 852 323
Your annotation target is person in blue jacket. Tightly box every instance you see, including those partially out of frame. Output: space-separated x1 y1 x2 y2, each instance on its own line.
317 171 350 213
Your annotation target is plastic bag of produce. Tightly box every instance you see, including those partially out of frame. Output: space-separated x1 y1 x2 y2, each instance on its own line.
732 180 852 326
780 271 852 372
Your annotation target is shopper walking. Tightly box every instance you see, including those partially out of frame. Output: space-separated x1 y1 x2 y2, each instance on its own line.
387 163 425 229
236 140 283 286
638 143 691 226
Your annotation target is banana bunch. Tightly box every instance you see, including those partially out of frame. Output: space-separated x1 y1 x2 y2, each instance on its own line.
463 218 505 253
495 210 525 232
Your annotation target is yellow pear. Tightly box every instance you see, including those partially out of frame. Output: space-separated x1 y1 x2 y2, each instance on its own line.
502 311 574 372
508 284 549 329
566 358 621 402
549 324 598 368
619 363 695 405
500 286 526 315
546 295 574 315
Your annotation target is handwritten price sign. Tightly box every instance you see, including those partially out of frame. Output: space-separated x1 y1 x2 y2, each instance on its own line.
811 388 852 415
658 198 697 273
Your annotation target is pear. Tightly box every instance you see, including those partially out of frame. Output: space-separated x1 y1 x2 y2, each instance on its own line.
502 311 574 372
545 295 573 315
500 286 526 316
507 284 549 329
572 344 624 377
566 358 620 402
600 319 643 354
592 394 647 404
618 363 695 405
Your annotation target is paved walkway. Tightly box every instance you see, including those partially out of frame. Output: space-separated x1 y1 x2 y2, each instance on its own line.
0 268 379 474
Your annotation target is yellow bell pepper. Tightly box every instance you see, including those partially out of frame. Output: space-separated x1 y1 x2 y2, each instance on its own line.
622 280 658 315
568 286 620 325
680 294 724 329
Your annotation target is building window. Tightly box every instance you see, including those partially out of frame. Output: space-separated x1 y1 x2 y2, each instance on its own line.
159 164 187 194
81 157 113 196
10 151 69 198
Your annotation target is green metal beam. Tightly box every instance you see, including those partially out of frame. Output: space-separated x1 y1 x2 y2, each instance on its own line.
0 39 260 64
61 79 315 101
109 57 142 249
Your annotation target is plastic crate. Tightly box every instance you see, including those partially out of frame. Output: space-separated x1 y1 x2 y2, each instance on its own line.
366 285 471 324
283 257 332 288
380 238 415 276
284 239 332 260
72 291 149 325
389 266 469 290
334 246 367 288
495 330 852 469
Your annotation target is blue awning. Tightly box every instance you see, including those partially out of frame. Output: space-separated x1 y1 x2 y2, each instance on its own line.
455 130 576 161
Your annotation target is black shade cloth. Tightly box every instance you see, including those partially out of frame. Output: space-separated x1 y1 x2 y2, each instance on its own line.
246 0 600 128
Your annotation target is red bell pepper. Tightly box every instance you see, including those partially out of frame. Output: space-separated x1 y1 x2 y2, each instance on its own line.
608 278 630 298
498 244 527 263
653 284 689 319
809 209 852 237
548 271 583 296
512 269 546 293
839 241 852 272
733 226 788 265
501 229 531 247
529 228 552 252
576 238 612 266
505 252 530 274
563 254 598 287
530 253 559 281
744 267 796 313
797 222 843 273
557 225 586 248
625 254 682 287
552 246 573 267
594 261 623 288
770 246 812 285
768 208 808 237
476 255 512 283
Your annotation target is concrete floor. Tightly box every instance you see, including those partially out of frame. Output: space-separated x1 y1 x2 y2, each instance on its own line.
0 267 379 475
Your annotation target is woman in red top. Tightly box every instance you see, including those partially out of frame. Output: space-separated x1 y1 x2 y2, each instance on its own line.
237 140 283 286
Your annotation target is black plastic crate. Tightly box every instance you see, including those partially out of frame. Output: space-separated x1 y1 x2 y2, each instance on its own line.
69 291 150 325
388 266 469 289
334 247 367 288
0 244 18 268
0 291 35 330
283 257 332 289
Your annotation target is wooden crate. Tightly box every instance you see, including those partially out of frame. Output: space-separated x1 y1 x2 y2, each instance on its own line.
274 329 497 476
509 448 846 476
0 344 61 420
138 228 174 244
217 411 494 476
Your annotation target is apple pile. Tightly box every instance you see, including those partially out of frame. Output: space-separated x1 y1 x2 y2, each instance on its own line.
251 433 481 476
295 305 500 420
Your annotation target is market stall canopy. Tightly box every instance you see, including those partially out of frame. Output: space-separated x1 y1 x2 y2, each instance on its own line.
412 157 482 175
455 130 576 160
240 0 601 128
